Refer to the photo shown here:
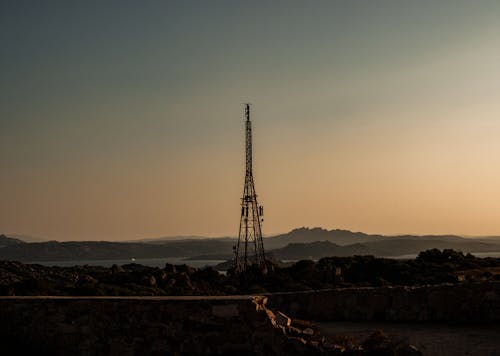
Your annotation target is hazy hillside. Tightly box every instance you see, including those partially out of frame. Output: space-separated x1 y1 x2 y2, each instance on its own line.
268 239 500 260
0 239 235 262
2 228 500 263
0 235 25 248
128 236 230 243
360 238 500 257
270 241 375 260
7 234 47 243
264 227 386 249
187 231 500 261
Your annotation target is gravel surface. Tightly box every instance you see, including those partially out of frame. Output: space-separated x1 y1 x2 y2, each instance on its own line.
317 321 500 356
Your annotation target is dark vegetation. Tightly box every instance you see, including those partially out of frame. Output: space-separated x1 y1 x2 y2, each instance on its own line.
1 249 500 296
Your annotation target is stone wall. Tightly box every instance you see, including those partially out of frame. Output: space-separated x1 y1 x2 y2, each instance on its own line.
0 296 296 356
266 282 500 322
1 283 498 355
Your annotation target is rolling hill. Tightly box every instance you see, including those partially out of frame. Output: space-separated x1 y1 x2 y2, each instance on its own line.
1 228 500 262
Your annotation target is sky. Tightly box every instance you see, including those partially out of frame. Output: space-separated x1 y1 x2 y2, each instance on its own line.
1 1 500 240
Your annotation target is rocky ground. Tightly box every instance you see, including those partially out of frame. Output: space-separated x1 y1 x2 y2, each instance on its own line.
317 322 500 356
3 250 499 355
0 260 231 296
254 296 422 355
2 249 500 296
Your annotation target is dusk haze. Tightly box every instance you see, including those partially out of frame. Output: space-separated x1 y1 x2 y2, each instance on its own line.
2 3 500 355
2 1 500 240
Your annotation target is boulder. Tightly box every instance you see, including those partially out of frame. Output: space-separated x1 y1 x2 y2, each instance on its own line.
275 311 291 327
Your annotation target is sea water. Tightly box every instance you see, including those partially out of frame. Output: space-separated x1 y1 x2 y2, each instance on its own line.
26 257 226 269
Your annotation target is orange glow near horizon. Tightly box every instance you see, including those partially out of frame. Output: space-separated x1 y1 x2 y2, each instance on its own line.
1 1 500 240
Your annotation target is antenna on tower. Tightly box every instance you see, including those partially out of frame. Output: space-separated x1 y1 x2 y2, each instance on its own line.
244 103 251 121
233 103 267 273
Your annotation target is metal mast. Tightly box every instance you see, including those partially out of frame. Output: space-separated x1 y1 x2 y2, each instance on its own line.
234 104 266 272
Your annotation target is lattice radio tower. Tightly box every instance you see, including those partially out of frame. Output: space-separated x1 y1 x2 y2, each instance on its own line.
233 104 266 272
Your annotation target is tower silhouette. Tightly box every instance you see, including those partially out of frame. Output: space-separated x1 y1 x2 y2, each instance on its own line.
234 104 266 272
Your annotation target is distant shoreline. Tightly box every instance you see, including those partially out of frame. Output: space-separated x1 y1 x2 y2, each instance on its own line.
24 257 225 269
19 251 500 269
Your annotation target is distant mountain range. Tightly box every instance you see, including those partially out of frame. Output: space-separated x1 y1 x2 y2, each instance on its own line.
5 234 47 243
2 227 500 263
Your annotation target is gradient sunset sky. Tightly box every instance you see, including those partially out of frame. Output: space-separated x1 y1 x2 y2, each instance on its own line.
1 1 500 240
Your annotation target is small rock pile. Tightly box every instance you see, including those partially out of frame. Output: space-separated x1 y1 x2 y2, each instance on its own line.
254 296 422 355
